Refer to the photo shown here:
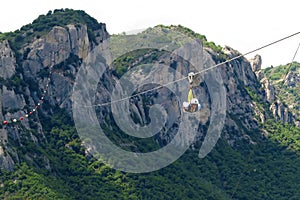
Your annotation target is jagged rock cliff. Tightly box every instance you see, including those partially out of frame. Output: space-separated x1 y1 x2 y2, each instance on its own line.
109 31 266 149
0 40 16 79
0 16 108 170
250 55 275 102
284 70 300 87
250 55 299 126
0 15 298 172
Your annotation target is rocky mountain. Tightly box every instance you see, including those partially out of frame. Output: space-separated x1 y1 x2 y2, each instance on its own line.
0 9 108 171
251 57 298 126
262 62 300 125
0 9 299 199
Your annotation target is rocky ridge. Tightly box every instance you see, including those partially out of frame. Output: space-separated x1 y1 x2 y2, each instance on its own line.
250 55 298 126
0 17 108 170
0 16 298 172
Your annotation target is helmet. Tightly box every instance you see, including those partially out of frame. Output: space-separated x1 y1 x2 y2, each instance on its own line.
191 98 199 104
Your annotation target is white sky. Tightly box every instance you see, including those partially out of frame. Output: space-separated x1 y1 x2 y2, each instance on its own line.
0 0 299 68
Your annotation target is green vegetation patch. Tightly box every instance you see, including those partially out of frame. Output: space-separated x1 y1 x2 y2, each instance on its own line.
0 9 103 51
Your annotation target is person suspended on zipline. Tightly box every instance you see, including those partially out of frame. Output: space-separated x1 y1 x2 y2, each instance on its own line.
183 72 201 113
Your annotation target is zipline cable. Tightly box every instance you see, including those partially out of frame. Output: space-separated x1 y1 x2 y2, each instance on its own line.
82 31 300 108
2 31 300 123
273 40 300 100
280 41 300 87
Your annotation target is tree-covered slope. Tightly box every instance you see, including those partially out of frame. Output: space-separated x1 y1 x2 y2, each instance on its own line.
1 107 299 199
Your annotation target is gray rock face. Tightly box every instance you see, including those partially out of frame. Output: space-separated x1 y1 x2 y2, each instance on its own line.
23 25 90 79
260 78 275 102
0 21 298 171
0 40 16 79
67 25 90 59
270 100 293 123
0 23 109 170
250 55 264 81
1 86 26 110
0 144 15 171
21 24 108 108
282 70 300 127
284 71 300 87
250 54 262 72
249 55 297 126
220 47 261 134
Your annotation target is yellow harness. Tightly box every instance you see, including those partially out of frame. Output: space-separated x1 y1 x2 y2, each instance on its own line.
188 88 193 103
